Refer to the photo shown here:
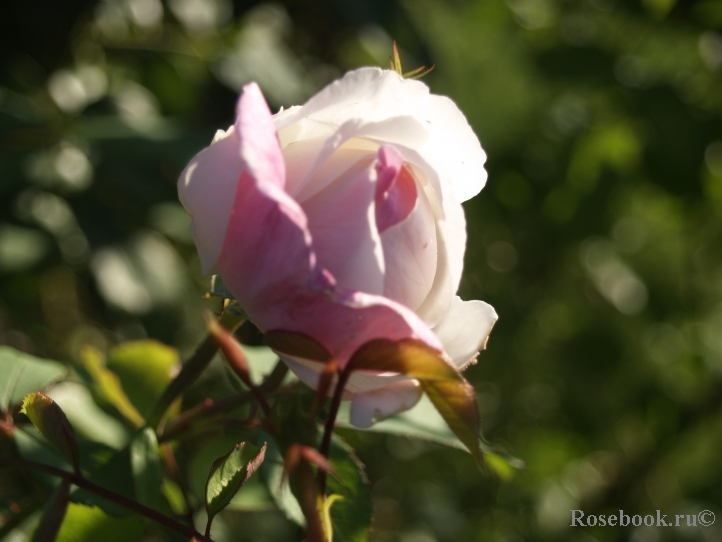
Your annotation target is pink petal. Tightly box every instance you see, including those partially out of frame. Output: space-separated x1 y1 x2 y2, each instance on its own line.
178 128 243 273
235 82 285 190
300 153 384 296
349 380 423 428
379 174 438 312
217 82 442 366
375 145 418 233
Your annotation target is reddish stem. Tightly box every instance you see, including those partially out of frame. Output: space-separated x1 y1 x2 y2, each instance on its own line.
4 459 211 542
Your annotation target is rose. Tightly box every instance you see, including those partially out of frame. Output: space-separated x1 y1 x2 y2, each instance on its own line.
178 68 497 427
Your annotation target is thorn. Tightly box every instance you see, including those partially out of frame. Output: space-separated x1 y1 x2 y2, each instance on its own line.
392 41 403 74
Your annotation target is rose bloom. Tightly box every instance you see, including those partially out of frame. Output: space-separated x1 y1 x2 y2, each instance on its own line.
179 68 497 428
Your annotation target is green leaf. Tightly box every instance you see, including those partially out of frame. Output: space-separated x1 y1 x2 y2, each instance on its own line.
337 395 464 450
345 339 458 381
258 434 305 526
270 384 318 450
55 503 146 542
21 392 80 472
32 478 71 542
264 330 332 362
80 347 144 427
0 346 67 411
243 344 289 385
70 447 135 517
208 275 248 318
47 382 129 449
107 340 180 419
13 425 72 474
326 436 373 542
161 479 188 516
208 274 234 299
421 379 482 464
205 441 267 524
130 427 163 510
338 396 524 475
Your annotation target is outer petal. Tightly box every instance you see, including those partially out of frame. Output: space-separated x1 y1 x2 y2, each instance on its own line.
431 296 498 369
349 380 423 429
413 188 467 327
178 127 243 273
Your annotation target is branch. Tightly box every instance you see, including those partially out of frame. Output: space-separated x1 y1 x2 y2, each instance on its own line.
4 459 211 542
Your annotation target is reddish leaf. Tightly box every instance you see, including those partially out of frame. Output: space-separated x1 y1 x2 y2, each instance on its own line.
421 379 482 464
345 338 457 381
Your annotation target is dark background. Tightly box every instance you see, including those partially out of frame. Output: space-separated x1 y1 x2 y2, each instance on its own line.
2 0 722 540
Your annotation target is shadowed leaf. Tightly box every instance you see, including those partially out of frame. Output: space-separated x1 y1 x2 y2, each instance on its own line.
326 436 373 542
130 427 163 510
32 478 71 542
21 392 80 472
0 347 67 411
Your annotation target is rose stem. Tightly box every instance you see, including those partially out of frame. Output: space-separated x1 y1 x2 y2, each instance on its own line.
317 366 351 496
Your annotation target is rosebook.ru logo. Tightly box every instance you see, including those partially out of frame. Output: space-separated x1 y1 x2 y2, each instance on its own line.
570 510 716 528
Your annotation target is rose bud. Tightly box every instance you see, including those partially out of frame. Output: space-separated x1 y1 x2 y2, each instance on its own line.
178 68 497 428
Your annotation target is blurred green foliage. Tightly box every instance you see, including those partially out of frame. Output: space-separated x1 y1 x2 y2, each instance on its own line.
2 0 722 540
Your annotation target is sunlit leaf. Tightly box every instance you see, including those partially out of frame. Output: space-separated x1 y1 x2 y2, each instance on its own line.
47 382 129 449
160 479 188 516
421 379 482 464
21 392 80 472
107 340 180 418
0 347 66 411
205 441 267 524
79 348 144 428
55 503 146 542
130 427 163 510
